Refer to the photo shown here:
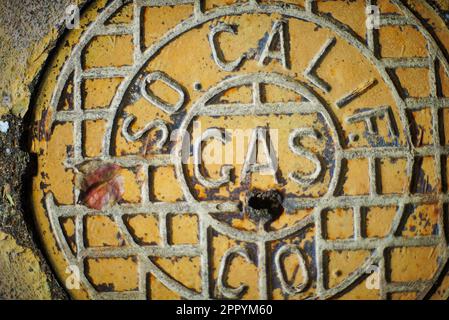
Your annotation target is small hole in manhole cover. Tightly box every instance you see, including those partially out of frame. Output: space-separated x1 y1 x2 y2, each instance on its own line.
246 189 284 224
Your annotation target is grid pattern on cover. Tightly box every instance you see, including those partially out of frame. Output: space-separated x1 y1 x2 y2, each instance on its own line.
43 0 449 300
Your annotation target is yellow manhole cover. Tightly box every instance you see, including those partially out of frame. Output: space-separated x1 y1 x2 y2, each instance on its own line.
31 0 449 300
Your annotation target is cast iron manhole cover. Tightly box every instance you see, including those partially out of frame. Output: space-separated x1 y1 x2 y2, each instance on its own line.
31 0 449 300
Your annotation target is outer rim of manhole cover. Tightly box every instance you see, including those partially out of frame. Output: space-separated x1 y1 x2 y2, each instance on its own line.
30 0 449 300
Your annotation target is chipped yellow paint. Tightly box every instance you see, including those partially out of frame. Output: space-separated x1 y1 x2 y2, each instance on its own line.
390 291 418 300
379 25 428 58
85 257 139 292
125 214 161 245
83 78 123 109
318 0 368 39
325 208 354 240
327 250 370 289
85 216 126 247
343 159 370 196
270 208 313 231
389 247 439 282
152 257 202 293
84 35 134 69
377 0 402 14
365 206 397 238
337 278 380 300
169 215 199 245
379 158 408 194
28 0 449 300
395 67 430 98
106 3 134 25
401 204 440 238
